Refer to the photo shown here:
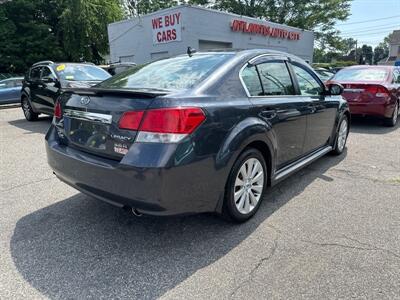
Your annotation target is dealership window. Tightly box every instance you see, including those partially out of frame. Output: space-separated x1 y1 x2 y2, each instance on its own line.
198 40 232 51
151 51 169 60
291 64 323 96
257 61 295 96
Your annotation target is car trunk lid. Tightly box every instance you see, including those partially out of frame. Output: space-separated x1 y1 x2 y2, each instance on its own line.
57 88 168 160
333 81 389 103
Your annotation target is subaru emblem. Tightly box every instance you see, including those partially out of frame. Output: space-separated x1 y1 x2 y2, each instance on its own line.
80 96 90 105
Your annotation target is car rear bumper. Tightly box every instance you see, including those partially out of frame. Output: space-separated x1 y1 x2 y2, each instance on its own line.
348 102 394 118
45 126 224 216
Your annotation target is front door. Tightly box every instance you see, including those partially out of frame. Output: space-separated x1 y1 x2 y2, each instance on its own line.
241 57 308 169
37 67 60 114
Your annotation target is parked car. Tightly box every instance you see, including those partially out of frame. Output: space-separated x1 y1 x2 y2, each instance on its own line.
0 77 23 104
46 49 349 222
314 68 335 82
329 66 400 126
21 61 111 121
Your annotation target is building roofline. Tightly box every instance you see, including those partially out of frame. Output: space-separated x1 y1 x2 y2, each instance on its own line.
109 4 313 33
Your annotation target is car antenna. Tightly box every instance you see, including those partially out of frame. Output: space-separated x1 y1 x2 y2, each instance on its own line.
187 46 196 57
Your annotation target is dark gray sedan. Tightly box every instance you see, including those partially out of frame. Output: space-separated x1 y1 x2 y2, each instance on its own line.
46 49 349 222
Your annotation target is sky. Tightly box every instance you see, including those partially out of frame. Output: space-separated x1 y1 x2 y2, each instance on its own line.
335 0 400 48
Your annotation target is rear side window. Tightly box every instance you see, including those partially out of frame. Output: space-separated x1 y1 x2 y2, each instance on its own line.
257 61 295 96
241 65 263 96
99 54 234 90
292 64 323 96
30 67 42 81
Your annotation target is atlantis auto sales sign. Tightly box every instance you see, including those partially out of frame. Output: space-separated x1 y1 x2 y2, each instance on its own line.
230 19 301 40
151 12 182 44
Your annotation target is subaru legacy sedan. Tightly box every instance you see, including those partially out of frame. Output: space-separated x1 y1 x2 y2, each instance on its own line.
46 50 349 222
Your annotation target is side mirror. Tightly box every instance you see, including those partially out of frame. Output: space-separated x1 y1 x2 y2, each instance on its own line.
326 83 344 96
42 77 56 84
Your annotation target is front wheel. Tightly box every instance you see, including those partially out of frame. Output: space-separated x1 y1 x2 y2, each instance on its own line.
223 148 267 222
383 101 399 127
332 116 349 155
21 97 39 121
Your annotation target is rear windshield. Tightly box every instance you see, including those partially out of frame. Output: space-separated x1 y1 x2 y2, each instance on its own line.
333 68 389 82
56 64 111 81
98 54 234 90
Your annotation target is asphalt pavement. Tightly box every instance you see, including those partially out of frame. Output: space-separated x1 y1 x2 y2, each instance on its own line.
0 107 399 299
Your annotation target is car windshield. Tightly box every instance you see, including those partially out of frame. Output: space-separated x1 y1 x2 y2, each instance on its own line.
333 68 389 82
98 54 234 91
56 64 111 81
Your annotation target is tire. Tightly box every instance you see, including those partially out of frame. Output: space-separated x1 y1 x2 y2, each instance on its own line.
332 115 349 155
383 101 399 127
21 96 39 121
223 148 267 222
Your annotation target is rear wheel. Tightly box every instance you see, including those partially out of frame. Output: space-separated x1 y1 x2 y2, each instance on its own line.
332 116 348 155
383 101 399 127
223 148 267 222
21 97 39 121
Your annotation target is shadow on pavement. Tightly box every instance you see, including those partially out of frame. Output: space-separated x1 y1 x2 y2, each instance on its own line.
10 151 346 299
8 116 52 135
350 116 399 134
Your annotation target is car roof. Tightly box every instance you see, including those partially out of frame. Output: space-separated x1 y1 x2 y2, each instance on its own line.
177 48 309 65
343 65 394 70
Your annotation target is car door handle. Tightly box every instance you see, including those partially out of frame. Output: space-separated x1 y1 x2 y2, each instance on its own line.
260 109 277 119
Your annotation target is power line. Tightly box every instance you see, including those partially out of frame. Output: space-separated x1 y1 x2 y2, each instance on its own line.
336 15 400 26
341 30 395 37
340 23 400 34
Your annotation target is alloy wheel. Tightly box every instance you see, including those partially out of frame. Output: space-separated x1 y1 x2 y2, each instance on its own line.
22 98 30 118
337 118 348 152
393 103 398 125
234 158 264 215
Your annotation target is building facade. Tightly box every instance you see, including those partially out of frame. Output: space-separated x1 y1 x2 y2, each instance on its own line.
108 5 315 64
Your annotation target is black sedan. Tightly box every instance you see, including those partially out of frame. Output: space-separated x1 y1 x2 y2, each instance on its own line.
46 49 349 222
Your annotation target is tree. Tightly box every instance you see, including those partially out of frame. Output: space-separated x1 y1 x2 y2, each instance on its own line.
0 0 124 73
0 0 65 73
58 0 123 63
359 44 373 65
122 0 178 17
373 32 393 64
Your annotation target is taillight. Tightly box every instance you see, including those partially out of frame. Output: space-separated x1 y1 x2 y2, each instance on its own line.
119 107 206 143
119 111 144 130
364 85 389 98
54 101 62 118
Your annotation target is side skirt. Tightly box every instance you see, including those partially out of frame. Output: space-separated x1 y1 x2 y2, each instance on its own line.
271 145 332 186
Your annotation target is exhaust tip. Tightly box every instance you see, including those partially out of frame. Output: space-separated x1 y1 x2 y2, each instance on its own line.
132 208 142 217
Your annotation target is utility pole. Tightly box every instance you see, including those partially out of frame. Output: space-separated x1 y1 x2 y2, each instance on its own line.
355 40 358 63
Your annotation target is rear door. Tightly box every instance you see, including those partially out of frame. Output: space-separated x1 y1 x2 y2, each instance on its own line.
37 67 60 114
28 67 44 111
242 56 308 168
290 62 337 154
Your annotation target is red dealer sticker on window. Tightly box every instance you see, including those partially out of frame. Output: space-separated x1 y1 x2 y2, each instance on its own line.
152 12 182 44
230 19 301 41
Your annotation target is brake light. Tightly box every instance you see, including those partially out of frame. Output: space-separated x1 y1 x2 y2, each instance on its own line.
119 107 206 143
140 108 205 134
364 85 389 98
54 101 62 118
119 111 144 130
